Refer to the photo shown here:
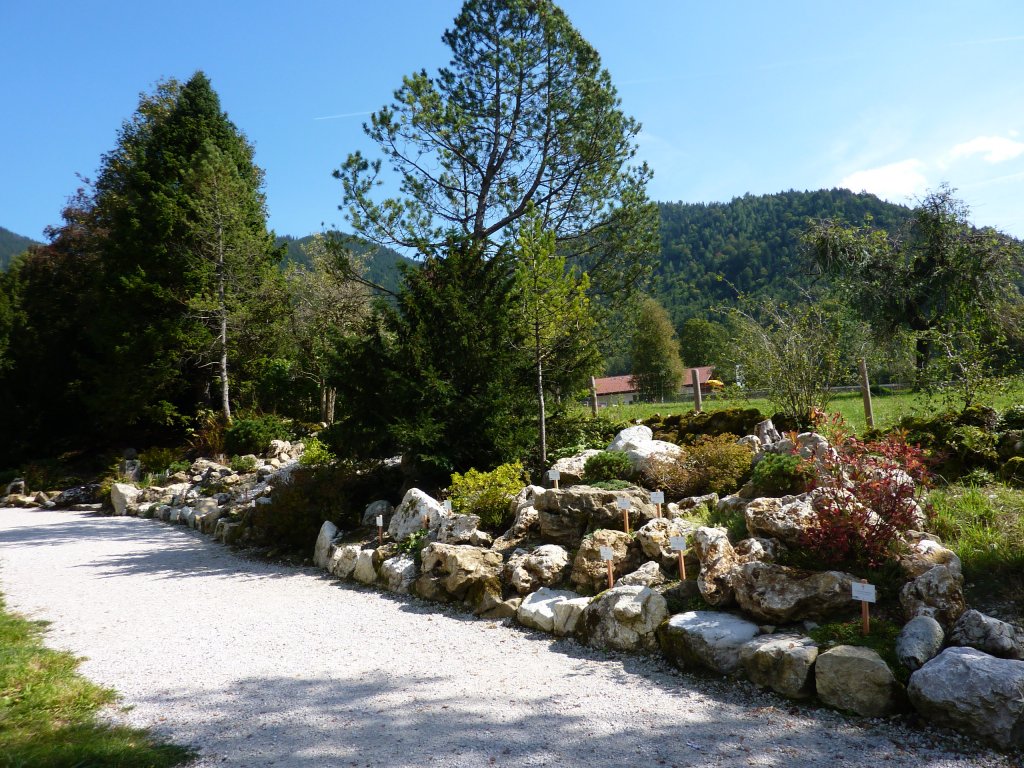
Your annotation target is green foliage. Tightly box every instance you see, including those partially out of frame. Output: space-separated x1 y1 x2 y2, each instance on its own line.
0 594 194 766
449 461 526 532
645 407 765 445
1000 405 1024 431
589 479 633 491
0 225 39 272
684 434 753 496
224 414 293 456
750 453 812 496
229 454 259 473
630 296 685 402
808 618 906 683
678 317 730 370
396 529 430 562
583 451 634 484
138 446 183 476
299 436 336 468
1001 457 1024 486
545 409 628 461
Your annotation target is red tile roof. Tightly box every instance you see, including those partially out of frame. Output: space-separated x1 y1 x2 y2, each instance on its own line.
594 367 715 396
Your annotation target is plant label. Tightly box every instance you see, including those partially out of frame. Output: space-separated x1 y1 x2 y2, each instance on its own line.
442 499 453 512
376 515 384 527
650 491 665 505
547 469 560 481
599 546 615 562
669 536 688 551
851 581 876 603
616 498 630 510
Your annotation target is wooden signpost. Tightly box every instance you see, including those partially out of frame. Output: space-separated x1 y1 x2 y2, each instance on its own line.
547 469 560 490
670 535 688 580
600 546 615 589
852 579 876 635
617 497 631 534
650 490 665 519
376 514 384 545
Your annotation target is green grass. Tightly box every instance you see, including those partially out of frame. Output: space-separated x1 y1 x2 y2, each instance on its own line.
0 594 194 768
808 617 907 683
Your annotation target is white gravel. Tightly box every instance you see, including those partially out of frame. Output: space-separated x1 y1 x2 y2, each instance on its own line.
0 507 1016 768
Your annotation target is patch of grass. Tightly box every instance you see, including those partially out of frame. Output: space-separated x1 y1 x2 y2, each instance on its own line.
0 593 193 768
808 617 907 684
929 482 1024 598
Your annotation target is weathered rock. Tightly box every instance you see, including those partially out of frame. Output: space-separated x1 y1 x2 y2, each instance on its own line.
608 425 653 451
51 484 101 508
577 585 668 652
328 544 362 579
949 609 1024 660
362 500 394 528
907 647 1024 749
744 496 815 546
715 494 748 521
505 545 571 595
213 518 246 546
733 537 780 564
754 419 782 445
635 517 697 570
739 634 818 699
313 521 339 569
899 538 962 579
549 449 602 486
691 526 739 606
896 615 945 672
624 439 686 475
658 611 760 675
388 488 449 542
414 543 504 614
732 562 857 623
815 645 902 717
490 488 542 554
110 483 141 516
479 597 522 621
672 492 719 519
570 529 640 594
194 498 225 534
379 555 418 594
900 565 966 628
352 549 378 585
517 588 580 633
615 561 667 588
536 486 657 547
552 596 592 636
436 514 493 547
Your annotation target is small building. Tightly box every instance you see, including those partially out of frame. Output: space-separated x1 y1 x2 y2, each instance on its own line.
593 366 716 407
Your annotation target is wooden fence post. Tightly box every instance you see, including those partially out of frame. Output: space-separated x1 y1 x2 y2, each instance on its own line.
691 369 702 413
859 358 875 429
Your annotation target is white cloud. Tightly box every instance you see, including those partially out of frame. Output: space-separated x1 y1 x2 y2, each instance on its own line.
839 159 929 201
949 136 1024 164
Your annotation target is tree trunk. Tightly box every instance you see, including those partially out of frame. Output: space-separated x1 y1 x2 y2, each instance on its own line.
914 335 932 391
216 215 231 423
537 358 547 467
320 384 337 424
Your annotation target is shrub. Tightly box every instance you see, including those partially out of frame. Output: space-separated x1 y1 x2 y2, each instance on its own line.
229 455 259 474
1001 456 1024 486
646 408 765 445
224 414 293 456
582 451 634 484
684 434 753 496
545 410 628 461
750 453 812 497
299 436 336 468
962 467 997 487
640 453 692 499
138 447 183 476
188 408 226 457
449 461 525 532
589 479 633 491
1000 404 1024 431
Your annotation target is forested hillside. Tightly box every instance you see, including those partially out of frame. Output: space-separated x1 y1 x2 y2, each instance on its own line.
0 226 39 271
276 233 414 295
653 189 915 324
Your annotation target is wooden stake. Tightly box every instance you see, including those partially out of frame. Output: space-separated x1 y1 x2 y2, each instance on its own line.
422 515 429 531
859 358 875 429
678 550 686 581
590 376 599 417
623 508 630 534
607 559 614 590
691 368 703 413
861 578 871 636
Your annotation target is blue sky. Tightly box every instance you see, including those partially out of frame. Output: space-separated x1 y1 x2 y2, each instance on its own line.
3 1 1023 241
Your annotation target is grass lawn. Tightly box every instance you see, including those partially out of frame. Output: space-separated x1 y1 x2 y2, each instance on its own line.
0 594 193 768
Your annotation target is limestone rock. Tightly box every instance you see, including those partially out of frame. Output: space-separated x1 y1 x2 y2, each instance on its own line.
744 496 815 547
549 449 602 486
313 521 339 568
552 596 592 636
352 549 378 585
328 544 362 579
388 488 449 542
436 514 493 547
896 615 945 672
733 562 857 623
517 588 579 633
949 609 1024 660
536 486 657 547
214 519 246 546
110 483 141 516
362 500 394 528
692 526 739 606
490 488 542 553
615 561 667 588
739 634 818 698
900 565 966 628
673 492 719 519
414 543 504 614
505 545 571 595
900 538 962 579
52 484 101 508
754 419 782 445
733 537 780 564
379 555 418 594
907 647 1024 749
624 439 686 475
815 645 902 717
570 529 640 595
636 517 696 570
577 585 668 652
658 610 760 675
608 425 653 451
194 498 225 534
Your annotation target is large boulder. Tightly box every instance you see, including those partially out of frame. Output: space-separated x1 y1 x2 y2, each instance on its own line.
388 488 449 542
658 610 760 675
623 439 686 476
436 514 493 547
815 645 902 717
577 585 668 652
739 634 818 699
635 518 697 571
490 486 542 554
691 527 739 606
517 588 580 633
352 549 378 585
362 500 394 528
414 543 504 614
896 615 945 672
379 555 418 594
615 561 667 588
732 562 857 623
907 647 1024 749
744 496 815 547
51 484 101 508
536 486 657 547
313 521 339 569
608 425 653 451
548 450 602 487
949 609 1024 660
900 538 962 579
110 483 141 516
570 529 640 595
899 565 966 628
552 596 592 636
328 544 363 580
505 545 572 595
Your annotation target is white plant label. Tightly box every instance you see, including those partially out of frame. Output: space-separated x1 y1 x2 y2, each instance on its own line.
851 582 876 603
669 536 688 551
650 491 665 505
547 469 560 481
599 546 615 562
376 515 384 527
442 500 452 512
616 498 630 510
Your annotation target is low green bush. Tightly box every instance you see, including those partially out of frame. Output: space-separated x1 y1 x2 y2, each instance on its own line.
299 436 336 468
589 479 633 491
583 451 634 484
750 453 812 497
138 447 183 476
684 433 753 496
545 410 628 461
999 404 1024 431
229 455 259 474
449 461 525 532
224 414 293 456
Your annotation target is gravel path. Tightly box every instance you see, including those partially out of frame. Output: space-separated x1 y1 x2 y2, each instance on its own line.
0 507 1017 768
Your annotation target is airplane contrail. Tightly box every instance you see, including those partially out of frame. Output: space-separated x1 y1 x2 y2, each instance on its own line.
314 111 373 121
